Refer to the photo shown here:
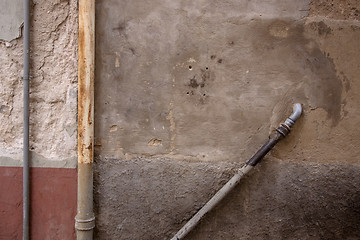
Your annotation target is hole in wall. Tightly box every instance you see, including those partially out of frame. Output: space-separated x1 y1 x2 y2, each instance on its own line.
147 138 162 146
109 125 118 132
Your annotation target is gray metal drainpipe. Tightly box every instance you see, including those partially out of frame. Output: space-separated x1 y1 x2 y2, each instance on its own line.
75 0 95 239
23 0 31 239
171 104 303 240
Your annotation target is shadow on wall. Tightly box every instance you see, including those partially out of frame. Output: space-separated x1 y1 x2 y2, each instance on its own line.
93 157 360 240
187 160 360 240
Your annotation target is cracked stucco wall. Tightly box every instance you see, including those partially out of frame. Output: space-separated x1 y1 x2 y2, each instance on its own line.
0 0 78 166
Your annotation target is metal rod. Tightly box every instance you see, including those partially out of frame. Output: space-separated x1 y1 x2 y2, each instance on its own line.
171 104 302 240
23 0 31 239
170 165 253 240
245 133 282 166
76 0 95 239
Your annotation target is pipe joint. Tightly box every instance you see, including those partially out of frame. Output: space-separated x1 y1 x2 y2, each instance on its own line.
276 123 290 137
278 103 302 135
75 216 95 231
284 118 294 128
21 76 32 81
170 103 303 240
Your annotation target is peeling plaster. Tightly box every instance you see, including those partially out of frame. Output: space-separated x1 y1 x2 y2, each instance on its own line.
0 0 24 41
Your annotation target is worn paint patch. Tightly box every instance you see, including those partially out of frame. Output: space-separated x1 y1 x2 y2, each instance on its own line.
0 0 24 41
78 0 95 164
0 167 77 239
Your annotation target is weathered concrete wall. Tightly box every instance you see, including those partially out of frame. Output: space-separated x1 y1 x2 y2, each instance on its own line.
1 0 359 239
95 158 360 240
0 1 78 239
94 0 360 239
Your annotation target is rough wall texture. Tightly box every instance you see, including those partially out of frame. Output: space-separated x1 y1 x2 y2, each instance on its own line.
1 0 359 239
0 0 78 163
94 0 360 239
95 158 360 240
0 1 78 239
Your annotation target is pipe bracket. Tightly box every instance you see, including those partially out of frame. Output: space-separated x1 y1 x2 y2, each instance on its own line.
21 75 32 81
75 216 95 231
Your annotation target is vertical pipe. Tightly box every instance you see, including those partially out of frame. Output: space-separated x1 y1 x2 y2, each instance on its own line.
23 0 30 239
75 0 95 239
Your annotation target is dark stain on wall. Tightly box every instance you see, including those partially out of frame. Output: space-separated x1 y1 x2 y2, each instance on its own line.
186 161 360 240
94 157 360 240
188 76 199 88
305 48 342 125
309 21 332 36
251 19 343 126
